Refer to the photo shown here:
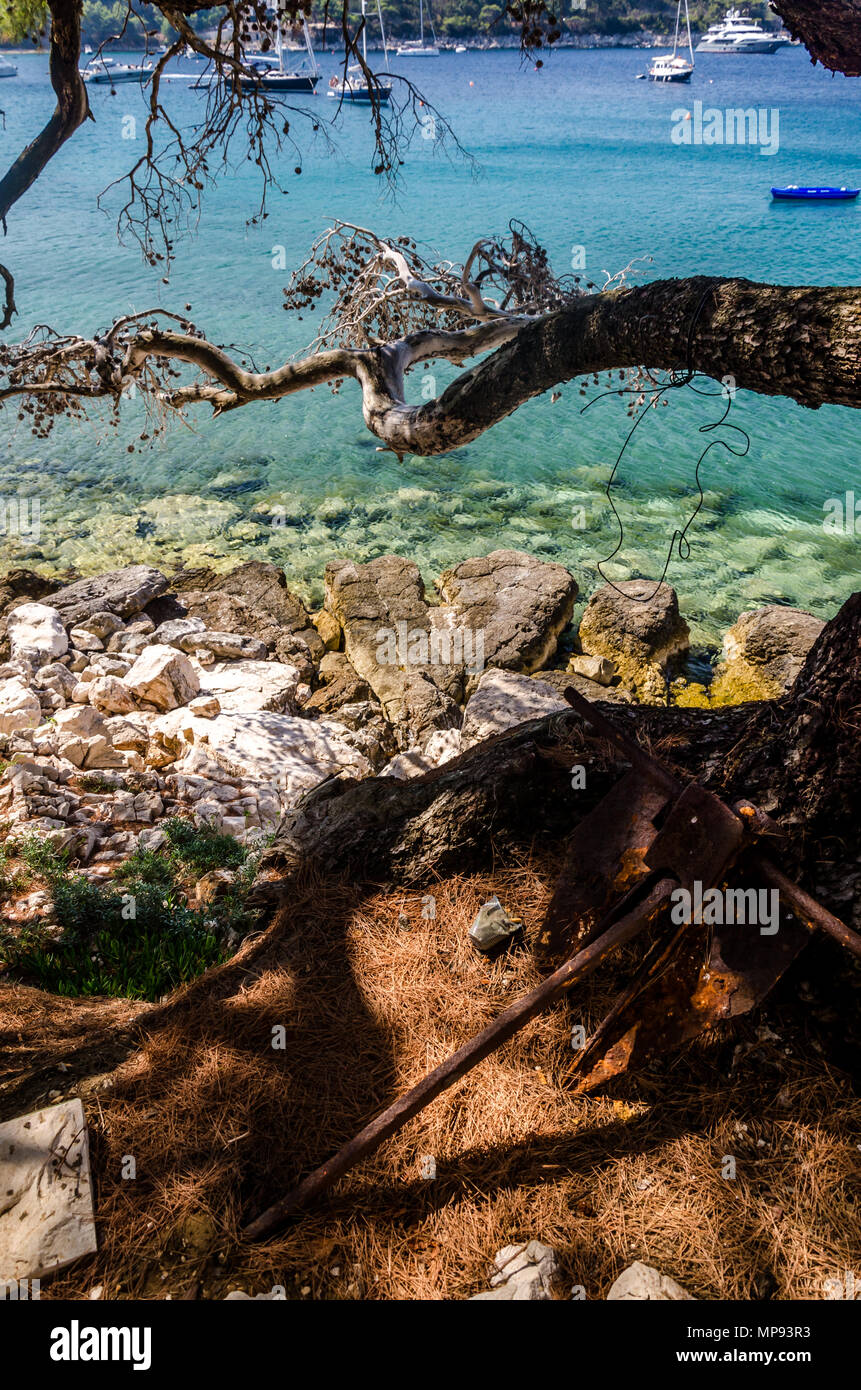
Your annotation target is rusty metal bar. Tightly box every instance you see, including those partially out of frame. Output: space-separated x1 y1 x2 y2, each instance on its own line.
244 875 676 1238
755 855 861 961
563 685 682 796
565 687 861 962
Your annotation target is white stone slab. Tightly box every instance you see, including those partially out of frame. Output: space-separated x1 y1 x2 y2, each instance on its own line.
0 1098 97 1282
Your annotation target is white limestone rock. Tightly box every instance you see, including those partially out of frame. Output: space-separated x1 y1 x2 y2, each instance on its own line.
155 708 371 806
88 675 137 717
379 748 434 780
69 628 104 653
188 695 221 719
567 653 617 687
195 659 300 715
7 603 68 669
607 1261 696 1301
178 630 268 661
124 644 200 712
0 678 42 735
461 669 568 748
470 1241 558 1301
423 727 463 765
0 1099 97 1282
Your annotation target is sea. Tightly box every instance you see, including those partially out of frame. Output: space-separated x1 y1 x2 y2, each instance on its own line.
1 44 859 650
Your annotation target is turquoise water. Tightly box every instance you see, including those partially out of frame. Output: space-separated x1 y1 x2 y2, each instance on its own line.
1 47 860 645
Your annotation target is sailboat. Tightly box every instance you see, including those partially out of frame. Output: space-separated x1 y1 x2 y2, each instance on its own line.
648 0 694 81
396 0 440 57
237 14 319 92
328 0 392 104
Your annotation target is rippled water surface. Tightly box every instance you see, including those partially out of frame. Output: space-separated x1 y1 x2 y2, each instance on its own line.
2 46 860 643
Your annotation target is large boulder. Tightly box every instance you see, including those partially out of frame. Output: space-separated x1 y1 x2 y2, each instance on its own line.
87 675 137 716
170 561 325 674
710 605 825 704
176 630 268 662
51 704 123 769
124 644 200 711
325 556 461 747
44 565 168 627
6 603 68 668
577 580 690 703
0 677 42 734
436 549 577 686
461 669 569 748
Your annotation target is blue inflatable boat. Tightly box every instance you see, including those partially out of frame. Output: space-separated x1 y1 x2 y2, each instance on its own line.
771 186 860 201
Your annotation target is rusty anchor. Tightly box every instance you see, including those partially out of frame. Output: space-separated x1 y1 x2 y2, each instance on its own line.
244 686 861 1237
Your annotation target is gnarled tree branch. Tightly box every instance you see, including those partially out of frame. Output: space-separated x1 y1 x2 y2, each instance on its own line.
1 224 859 456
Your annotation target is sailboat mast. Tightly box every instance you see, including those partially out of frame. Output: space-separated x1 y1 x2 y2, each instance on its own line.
672 0 681 58
302 14 317 76
377 0 390 68
684 0 694 63
274 9 284 73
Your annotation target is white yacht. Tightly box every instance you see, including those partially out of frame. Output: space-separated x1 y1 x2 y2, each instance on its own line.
80 56 154 84
396 0 439 56
696 7 783 53
649 0 694 82
0 57 17 79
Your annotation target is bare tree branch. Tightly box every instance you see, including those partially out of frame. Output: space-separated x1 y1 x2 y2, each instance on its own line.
1 220 858 459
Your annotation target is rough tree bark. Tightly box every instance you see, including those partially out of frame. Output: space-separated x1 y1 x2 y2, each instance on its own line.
5 275 860 458
774 0 861 74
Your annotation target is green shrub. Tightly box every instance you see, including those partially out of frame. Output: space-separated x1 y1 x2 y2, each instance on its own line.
163 816 245 872
0 818 261 1000
1 876 227 1000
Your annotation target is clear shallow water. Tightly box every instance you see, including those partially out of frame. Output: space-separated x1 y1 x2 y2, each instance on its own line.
1 47 860 645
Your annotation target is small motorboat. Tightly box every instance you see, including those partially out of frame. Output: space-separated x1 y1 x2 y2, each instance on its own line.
80 56 153 84
0 57 18 78
771 186 860 201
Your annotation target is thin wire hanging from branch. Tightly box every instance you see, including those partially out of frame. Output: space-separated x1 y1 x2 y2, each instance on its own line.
578 285 751 602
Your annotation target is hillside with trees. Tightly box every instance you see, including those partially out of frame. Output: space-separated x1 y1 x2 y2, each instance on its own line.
0 1 780 50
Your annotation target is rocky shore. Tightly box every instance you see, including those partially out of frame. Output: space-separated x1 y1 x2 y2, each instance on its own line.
0 552 825 885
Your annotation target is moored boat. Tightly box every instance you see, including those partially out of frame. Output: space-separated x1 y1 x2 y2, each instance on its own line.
80 56 153 84
329 0 392 104
696 7 783 54
771 186 860 201
649 0 694 83
396 0 439 56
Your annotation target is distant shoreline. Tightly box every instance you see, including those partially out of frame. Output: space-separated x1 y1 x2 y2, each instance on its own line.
1 33 756 57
